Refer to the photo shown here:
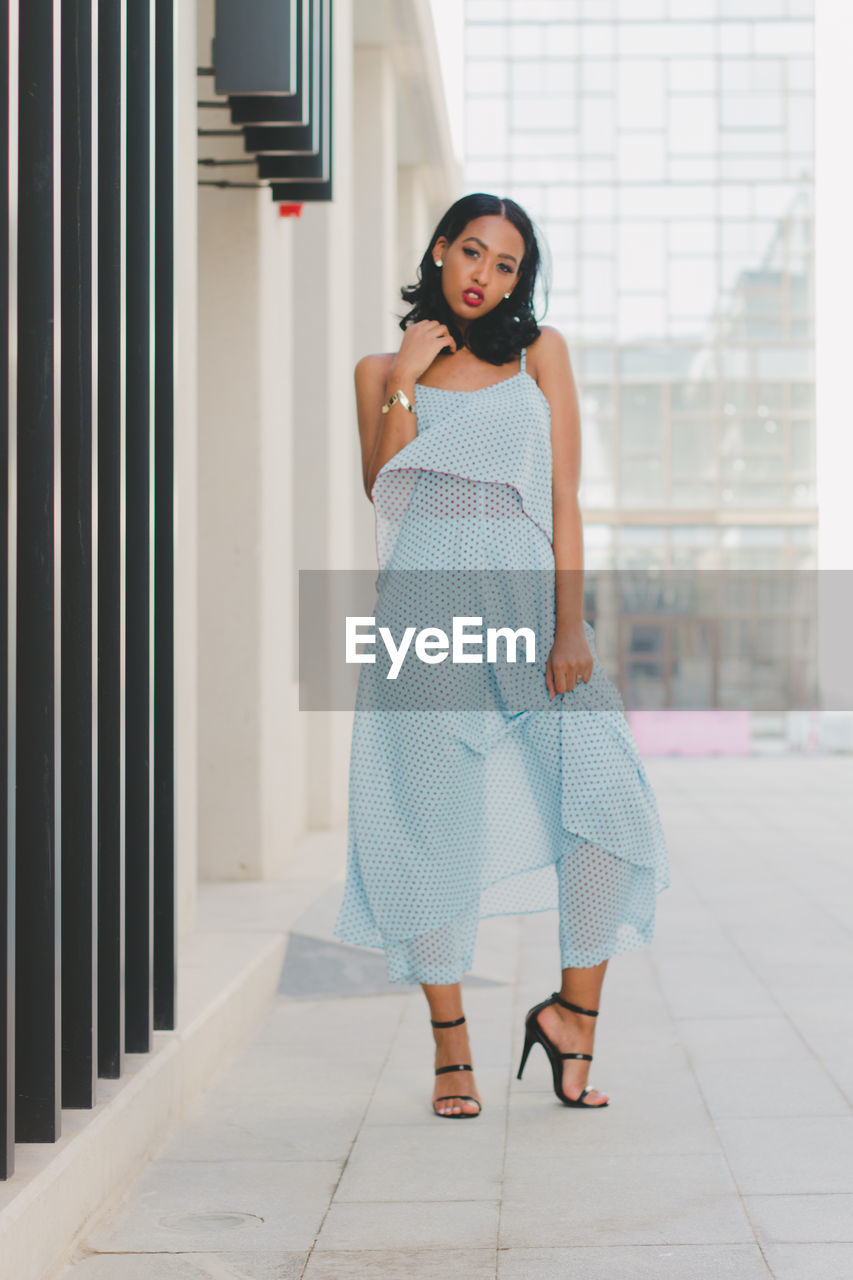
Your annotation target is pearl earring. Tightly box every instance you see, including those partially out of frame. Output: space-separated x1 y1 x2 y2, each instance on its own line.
435 259 443 267
504 292 511 299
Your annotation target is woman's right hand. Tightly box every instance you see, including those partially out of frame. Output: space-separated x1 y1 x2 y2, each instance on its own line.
390 319 457 383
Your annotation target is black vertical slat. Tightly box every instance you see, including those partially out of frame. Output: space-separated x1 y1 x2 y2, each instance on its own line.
269 0 333 204
97 0 125 1080
153 0 174 1031
15 0 61 1142
125 0 153 1054
60 0 97 1111
1 0 19 1182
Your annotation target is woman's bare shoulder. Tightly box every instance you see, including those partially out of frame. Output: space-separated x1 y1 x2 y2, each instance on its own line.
527 325 570 358
354 352 396 384
526 326 572 380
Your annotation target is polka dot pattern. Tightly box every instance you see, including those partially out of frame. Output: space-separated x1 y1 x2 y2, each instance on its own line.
333 349 670 984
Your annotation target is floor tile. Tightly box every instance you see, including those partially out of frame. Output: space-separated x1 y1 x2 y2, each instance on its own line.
499 1152 752 1246
59 1254 306 1279
745 1193 853 1244
86 1161 340 1254
333 1124 504 1203
715 1117 853 1195
303 1247 497 1278
691 1058 848 1119
315 1199 499 1251
497 1244 771 1280
762 1243 853 1280
157 1092 369 1163
677 1016 809 1063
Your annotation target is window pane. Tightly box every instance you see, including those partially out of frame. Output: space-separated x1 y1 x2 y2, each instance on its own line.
790 421 814 471
618 133 666 180
466 98 509 155
621 457 665 505
790 383 814 411
625 662 666 708
671 482 717 507
468 60 509 94
581 258 615 311
618 296 666 342
582 57 615 92
543 24 578 57
466 24 508 57
672 422 716 477
619 21 712 56
583 417 615 479
671 221 715 254
669 259 717 319
619 223 665 290
467 0 510 17
672 381 715 412
581 98 615 151
669 96 717 152
721 94 784 129
617 60 665 129
670 58 715 92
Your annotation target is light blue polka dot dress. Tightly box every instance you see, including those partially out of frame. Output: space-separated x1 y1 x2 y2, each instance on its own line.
333 347 670 984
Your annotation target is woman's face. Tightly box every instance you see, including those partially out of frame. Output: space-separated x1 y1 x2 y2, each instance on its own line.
432 215 525 333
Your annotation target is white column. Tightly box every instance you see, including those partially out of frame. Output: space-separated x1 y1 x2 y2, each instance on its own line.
174 0 199 934
196 186 264 879
352 44 398 355
258 206 306 866
291 0 358 828
345 41 403 574
397 163 433 306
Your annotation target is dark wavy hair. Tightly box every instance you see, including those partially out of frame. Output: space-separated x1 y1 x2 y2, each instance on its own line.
397 192 550 366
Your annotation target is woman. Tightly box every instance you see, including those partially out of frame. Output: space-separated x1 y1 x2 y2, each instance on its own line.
333 193 669 1118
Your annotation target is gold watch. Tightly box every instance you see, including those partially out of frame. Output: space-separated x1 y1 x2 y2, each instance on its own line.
381 389 415 415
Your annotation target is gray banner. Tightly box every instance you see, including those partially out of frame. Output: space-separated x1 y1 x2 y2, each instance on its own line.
298 569 852 713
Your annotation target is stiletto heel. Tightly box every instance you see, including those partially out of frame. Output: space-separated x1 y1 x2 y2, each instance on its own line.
516 1025 537 1080
430 1014 482 1118
515 991 609 1108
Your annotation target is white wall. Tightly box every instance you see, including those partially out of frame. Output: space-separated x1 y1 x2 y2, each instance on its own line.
352 44 398 358
190 0 457 879
197 186 265 878
291 0 360 827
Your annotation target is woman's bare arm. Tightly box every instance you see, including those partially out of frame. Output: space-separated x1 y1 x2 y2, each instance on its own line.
354 354 414 500
530 326 585 634
355 321 458 500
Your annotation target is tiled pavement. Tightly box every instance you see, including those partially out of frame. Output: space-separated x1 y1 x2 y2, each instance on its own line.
57 756 853 1280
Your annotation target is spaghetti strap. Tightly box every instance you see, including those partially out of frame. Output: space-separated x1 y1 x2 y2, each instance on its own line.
520 346 526 371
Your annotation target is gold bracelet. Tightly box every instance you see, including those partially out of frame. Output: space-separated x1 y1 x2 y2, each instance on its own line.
381 389 415 414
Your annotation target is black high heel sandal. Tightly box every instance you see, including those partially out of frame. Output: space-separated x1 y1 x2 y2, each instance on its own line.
516 992 609 1108
430 1014 482 1118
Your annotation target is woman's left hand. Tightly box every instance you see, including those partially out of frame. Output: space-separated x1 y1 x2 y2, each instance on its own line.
545 623 594 699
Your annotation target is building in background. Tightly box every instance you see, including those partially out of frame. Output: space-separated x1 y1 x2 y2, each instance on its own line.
463 0 816 747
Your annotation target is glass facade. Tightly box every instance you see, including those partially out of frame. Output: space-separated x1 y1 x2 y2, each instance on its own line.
463 0 815 577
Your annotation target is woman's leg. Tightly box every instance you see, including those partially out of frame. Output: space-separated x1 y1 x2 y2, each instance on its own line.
422 981 481 1116
542 840 615 1105
533 961 610 1105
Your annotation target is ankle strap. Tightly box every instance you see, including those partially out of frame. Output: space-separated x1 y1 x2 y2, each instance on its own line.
552 992 599 1017
431 1015 466 1028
